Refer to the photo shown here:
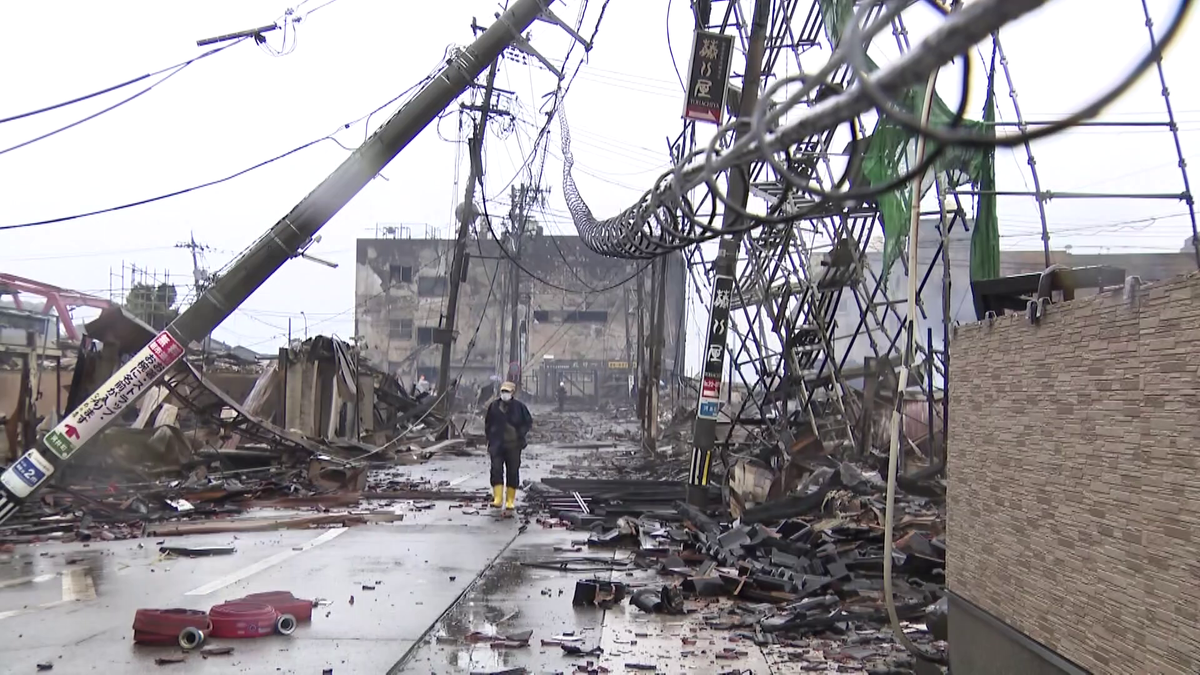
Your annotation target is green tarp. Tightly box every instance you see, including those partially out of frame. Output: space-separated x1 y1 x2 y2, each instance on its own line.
817 0 999 280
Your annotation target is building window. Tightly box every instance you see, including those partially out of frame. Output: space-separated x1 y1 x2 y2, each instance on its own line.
389 264 413 284
533 310 550 322
417 276 448 297
389 318 413 339
564 310 608 323
417 327 435 345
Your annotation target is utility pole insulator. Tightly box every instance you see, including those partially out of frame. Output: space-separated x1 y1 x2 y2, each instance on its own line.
196 23 280 47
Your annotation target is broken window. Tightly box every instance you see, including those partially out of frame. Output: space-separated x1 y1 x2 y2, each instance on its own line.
417 327 435 345
417 276 449 297
564 310 609 323
389 264 413 284
388 318 413 339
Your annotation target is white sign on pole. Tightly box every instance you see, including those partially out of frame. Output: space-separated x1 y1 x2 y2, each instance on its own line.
43 331 186 460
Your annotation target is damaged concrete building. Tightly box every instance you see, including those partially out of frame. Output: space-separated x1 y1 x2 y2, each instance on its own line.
355 233 688 401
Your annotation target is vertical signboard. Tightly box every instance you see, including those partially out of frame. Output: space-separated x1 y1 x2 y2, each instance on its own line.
694 274 734 421
683 30 735 125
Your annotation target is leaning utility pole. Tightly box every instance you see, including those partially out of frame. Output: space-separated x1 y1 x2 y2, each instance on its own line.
0 0 557 526
686 0 771 506
438 58 501 413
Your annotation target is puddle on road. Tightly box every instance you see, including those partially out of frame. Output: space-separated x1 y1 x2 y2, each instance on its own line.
0 547 108 597
426 540 589 674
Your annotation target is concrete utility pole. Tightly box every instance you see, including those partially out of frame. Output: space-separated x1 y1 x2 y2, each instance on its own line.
437 58 501 414
505 183 546 386
0 0 557 526
642 256 669 453
686 0 771 507
635 265 647 421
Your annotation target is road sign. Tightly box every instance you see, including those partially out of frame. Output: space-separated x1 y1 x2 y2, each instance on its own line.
0 449 54 498
698 399 721 420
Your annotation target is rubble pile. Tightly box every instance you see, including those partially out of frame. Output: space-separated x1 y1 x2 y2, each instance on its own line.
530 461 947 671
0 310 465 543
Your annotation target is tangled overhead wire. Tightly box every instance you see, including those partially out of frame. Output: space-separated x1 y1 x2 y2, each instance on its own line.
561 0 1192 260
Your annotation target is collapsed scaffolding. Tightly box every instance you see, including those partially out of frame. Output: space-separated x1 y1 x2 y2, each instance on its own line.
561 0 1197 497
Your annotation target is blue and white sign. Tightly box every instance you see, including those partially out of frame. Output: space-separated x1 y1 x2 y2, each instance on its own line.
698 399 721 420
1 448 55 498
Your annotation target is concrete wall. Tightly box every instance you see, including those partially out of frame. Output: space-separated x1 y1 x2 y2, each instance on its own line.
948 272 1200 674
356 236 687 390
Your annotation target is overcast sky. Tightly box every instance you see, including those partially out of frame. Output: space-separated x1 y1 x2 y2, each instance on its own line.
0 0 1195 359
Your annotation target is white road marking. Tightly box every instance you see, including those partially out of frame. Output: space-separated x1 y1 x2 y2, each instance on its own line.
0 572 57 590
0 599 70 621
0 570 94 622
184 527 348 596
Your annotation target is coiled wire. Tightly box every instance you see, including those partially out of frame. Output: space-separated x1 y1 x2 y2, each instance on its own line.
561 0 1191 260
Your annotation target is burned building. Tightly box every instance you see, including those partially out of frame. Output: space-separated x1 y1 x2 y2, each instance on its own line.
355 233 688 401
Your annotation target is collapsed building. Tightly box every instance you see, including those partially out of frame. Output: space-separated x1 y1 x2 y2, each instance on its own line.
354 232 688 404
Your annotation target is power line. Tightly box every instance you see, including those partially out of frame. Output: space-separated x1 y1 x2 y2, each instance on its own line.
0 71 439 233
0 39 249 158
0 41 244 126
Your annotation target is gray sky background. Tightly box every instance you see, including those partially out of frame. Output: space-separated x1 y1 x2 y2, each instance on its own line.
0 0 1196 367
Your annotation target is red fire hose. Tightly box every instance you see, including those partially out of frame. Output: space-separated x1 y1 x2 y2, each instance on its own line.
132 608 211 649
236 591 314 622
209 602 297 639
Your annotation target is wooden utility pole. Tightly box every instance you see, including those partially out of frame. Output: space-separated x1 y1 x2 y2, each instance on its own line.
437 59 501 414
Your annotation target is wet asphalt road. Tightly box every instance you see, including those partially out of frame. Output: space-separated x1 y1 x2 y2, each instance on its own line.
0 419 646 674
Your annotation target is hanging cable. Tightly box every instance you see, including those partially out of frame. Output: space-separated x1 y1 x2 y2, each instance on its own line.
556 0 1191 261
0 71 437 232
882 65 947 665
0 40 244 126
0 39 248 157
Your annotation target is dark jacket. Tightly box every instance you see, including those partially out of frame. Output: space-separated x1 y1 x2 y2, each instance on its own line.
484 398 532 449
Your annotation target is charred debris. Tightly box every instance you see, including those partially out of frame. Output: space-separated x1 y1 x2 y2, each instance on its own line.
0 307 463 544
524 371 948 671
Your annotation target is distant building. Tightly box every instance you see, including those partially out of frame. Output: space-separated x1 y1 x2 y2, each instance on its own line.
830 217 1197 373
355 233 687 400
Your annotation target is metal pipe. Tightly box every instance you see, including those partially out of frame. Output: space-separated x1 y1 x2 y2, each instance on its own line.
1139 0 1200 269
884 67 945 664
994 33 1053 267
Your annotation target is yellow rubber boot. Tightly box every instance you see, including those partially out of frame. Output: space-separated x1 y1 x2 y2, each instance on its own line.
491 485 503 508
504 487 517 510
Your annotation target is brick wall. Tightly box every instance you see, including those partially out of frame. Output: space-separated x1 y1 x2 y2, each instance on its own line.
948 272 1200 674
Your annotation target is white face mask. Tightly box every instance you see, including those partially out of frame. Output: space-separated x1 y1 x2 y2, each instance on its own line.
500 392 513 401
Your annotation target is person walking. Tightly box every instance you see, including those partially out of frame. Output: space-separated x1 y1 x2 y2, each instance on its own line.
484 381 532 510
